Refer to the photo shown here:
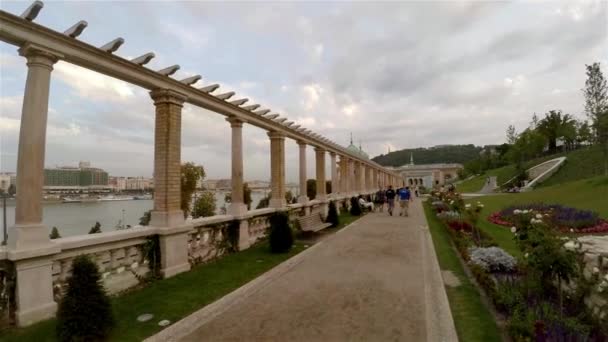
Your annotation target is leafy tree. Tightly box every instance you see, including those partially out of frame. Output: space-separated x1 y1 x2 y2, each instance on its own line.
88 221 102 234
326 201 339 227
49 226 61 239
506 125 518 144
285 190 294 204
139 210 151 226
306 179 316 199
268 212 293 253
7 184 15 197
192 191 216 218
256 192 271 209
181 162 205 218
536 110 576 153
583 63 608 175
576 121 593 147
56 255 114 342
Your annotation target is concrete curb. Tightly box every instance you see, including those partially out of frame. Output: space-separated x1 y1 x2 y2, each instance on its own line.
144 218 363 342
419 203 459 342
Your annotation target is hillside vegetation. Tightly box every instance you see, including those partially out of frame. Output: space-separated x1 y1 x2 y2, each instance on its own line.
457 146 604 193
372 144 484 166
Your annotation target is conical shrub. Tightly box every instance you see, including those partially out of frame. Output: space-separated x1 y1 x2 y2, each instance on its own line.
268 212 293 253
326 201 339 227
56 255 114 342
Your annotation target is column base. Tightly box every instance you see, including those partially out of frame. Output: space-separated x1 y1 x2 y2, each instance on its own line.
236 219 250 251
14 257 57 327
227 202 248 217
16 301 57 327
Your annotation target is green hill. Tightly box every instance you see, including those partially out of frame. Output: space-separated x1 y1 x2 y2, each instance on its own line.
456 146 605 193
372 145 485 166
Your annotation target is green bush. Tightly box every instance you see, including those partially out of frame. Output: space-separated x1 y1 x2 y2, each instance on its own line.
326 201 339 227
56 255 114 342
349 197 362 216
192 191 216 218
49 226 61 239
139 210 151 226
88 221 102 234
268 212 293 253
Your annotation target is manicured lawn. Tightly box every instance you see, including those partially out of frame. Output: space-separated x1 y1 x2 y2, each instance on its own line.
457 146 604 193
1 211 364 342
467 176 608 257
423 202 502 342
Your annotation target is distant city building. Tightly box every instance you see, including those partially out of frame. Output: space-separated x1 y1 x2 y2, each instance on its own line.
43 161 110 192
387 154 463 188
0 173 14 192
125 176 153 191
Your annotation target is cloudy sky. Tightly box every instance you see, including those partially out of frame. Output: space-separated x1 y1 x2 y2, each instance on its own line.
0 1 606 181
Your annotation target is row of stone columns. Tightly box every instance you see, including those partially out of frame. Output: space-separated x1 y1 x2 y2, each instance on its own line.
7 45 403 326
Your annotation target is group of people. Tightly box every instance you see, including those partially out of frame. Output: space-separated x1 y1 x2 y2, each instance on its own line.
360 185 414 217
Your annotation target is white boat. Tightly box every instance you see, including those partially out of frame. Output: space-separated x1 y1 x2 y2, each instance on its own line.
100 195 134 201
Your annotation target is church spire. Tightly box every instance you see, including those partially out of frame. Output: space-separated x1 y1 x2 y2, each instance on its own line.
410 152 414 165
350 132 353 145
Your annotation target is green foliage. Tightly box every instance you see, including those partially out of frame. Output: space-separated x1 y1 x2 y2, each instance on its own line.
88 221 101 234
536 110 577 152
243 183 252 210
7 184 15 196
306 179 316 199
326 201 339 227
49 226 61 239
192 191 216 218
349 197 361 216
256 192 270 209
141 236 161 279
373 144 483 166
139 210 151 226
181 162 205 218
268 212 293 253
56 255 114 342
284 190 294 204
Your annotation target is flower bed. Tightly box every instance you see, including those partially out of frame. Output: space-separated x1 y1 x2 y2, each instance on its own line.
488 203 608 234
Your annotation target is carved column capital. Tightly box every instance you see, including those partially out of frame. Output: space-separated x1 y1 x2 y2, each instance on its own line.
150 88 187 106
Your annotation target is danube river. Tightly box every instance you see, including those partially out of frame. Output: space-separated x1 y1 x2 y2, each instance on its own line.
0 190 282 238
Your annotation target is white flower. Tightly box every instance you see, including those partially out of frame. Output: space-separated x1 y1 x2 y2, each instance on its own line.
524 253 529 258
450 200 454 205
478 204 484 208
510 227 517 233
514 209 522 215
522 210 529 214
536 214 543 219
593 267 600 274
570 229 574 233
465 204 471 209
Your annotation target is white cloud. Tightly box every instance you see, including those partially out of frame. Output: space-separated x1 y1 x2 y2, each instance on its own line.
301 84 323 110
54 62 136 102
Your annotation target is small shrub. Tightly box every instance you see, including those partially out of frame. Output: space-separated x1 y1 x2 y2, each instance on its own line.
469 246 517 273
446 220 473 232
192 191 216 218
88 221 102 234
349 197 361 216
139 210 151 226
268 212 293 253
49 226 61 239
56 255 114 342
326 201 339 227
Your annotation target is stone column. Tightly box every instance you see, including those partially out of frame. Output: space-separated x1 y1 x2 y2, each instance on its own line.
339 156 348 195
330 152 338 197
9 44 61 327
227 117 247 216
315 147 326 200
149 88 191 278
268 131 286 208
297 141 308 203
365 166 371 193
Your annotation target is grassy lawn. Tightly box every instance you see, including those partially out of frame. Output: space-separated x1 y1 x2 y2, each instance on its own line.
457 146 604 193
467 176 608 257
1 211 363 342
423 202 502 342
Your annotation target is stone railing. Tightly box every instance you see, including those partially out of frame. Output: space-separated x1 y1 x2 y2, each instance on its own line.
0 196 362 326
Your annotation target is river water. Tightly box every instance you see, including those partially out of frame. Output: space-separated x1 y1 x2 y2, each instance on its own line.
0 189 285 238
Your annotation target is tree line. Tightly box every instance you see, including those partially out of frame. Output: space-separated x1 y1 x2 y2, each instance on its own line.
460 62 608 178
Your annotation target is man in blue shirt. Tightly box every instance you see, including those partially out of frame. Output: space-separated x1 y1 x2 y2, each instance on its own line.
398 186 412 217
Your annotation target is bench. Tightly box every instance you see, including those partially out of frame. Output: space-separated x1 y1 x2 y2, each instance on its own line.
297 213 332 232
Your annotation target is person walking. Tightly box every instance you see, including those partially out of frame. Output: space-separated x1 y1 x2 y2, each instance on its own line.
375 187 386 212
398 186 412 217
385 185 396 216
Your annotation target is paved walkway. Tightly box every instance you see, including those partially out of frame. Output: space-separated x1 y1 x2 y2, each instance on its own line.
147 199 457 342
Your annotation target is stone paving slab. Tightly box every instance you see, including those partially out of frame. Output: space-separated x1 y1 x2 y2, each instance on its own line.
147 199 457 342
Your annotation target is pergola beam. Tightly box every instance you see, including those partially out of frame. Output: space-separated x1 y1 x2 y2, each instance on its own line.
0 9 389 170
63 20 87 38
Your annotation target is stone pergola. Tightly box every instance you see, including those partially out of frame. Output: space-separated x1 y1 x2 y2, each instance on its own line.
0 1 404 326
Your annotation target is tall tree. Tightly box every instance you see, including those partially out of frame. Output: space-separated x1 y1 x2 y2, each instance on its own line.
181 162 205 218
583 63 608 175
506 125 518 144
536 110 575 153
